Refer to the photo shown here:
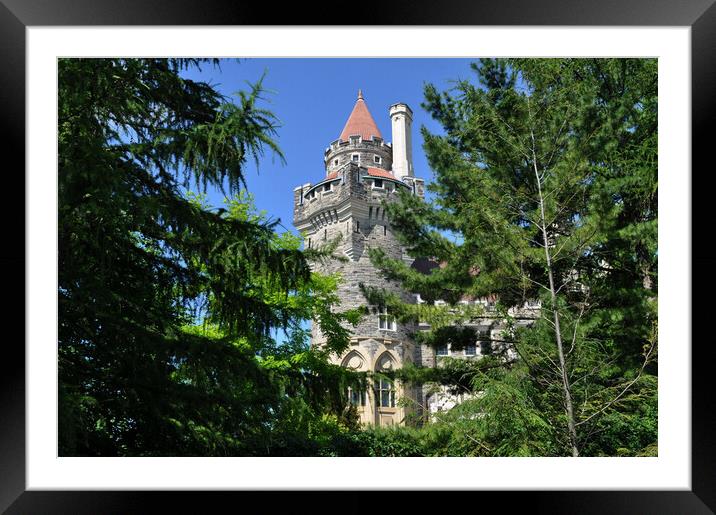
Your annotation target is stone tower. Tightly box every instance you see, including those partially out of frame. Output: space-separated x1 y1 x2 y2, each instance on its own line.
293 91 426 426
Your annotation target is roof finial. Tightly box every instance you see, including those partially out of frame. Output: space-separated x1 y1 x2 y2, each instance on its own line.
357 89 363 100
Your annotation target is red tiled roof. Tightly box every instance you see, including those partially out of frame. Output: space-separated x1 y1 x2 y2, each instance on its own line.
366 167 394 179
339 90 383 142
326 171 338 180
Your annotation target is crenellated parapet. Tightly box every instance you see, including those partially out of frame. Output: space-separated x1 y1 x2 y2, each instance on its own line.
294 163 413 250
324 137 393 176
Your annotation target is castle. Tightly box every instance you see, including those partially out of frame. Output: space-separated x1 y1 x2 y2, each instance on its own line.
293 91 537 427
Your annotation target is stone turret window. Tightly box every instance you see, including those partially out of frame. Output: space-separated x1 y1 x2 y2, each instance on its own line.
374 155 381 164
373 179 383 189
352 153 359 163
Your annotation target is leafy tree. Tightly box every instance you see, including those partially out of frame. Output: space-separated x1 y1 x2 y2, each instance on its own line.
369 58 657 457
58 58 362 456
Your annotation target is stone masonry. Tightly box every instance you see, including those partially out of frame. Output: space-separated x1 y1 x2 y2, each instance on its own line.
293 91 537 427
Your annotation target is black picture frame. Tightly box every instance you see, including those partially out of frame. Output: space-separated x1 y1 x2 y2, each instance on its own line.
1 1 712 512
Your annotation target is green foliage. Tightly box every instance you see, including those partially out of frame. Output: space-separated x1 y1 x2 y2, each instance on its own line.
352 426 426 457
58 58 361 456
369 58 658 457
59 57 658 458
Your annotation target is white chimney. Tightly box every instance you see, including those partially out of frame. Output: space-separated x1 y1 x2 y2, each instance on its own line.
389 103 413 179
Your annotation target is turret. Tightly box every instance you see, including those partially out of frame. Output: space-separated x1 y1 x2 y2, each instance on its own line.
324 90 393 175
292 91 424 427
389 103 414 179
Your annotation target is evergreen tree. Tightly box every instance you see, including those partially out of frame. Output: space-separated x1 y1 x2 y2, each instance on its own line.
370 58 657 456
58 59 362 456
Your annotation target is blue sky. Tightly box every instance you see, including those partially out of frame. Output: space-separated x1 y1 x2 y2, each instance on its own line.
180 58 478 235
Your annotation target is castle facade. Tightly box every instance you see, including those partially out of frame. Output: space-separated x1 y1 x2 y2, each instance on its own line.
293 91 535 427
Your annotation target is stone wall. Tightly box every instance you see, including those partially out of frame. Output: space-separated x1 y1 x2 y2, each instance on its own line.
294 160 423 426
324 137 393 175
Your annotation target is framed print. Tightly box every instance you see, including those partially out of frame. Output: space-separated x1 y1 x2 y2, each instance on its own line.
2 0 714 512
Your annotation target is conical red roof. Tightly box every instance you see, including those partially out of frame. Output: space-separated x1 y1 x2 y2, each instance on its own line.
339 90 383 142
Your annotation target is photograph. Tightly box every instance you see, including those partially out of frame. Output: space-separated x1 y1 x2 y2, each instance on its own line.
57 57 658 458
4 7 710 510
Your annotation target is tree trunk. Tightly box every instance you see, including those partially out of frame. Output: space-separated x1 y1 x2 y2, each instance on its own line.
531 135 580 457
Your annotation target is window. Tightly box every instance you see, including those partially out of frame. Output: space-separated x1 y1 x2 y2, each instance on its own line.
352 154 359 162
465 343 477 356
307 238 311 249
376 379 396 408
324 183 331 192
373 179 383 188
368 206 373 219
383 226 387 236
347 386 366 407
378 307 396 331
436 343 448 356
480 341 492 355
355 220 360 232
334 159 339 166
374 155 381 164
324 229 327 241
